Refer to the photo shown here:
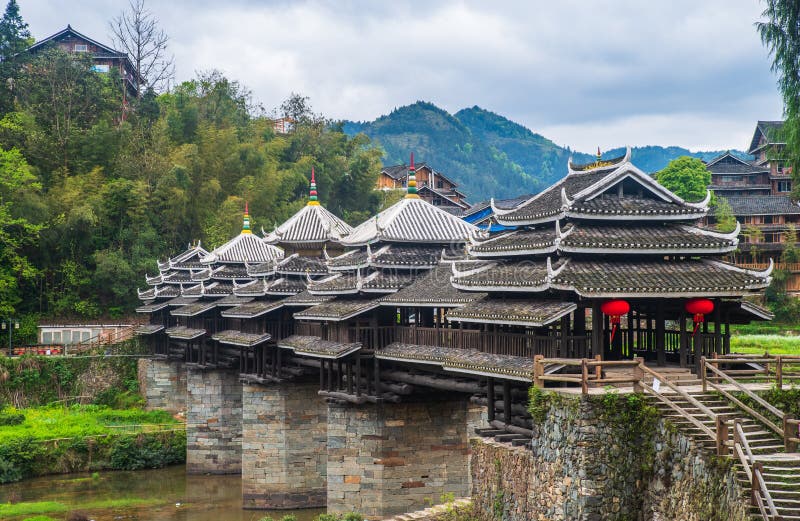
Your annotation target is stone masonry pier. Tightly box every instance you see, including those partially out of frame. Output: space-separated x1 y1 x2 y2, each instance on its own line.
327 398 472 519
242 382 327 509
138 358 187 413
186 368 243 474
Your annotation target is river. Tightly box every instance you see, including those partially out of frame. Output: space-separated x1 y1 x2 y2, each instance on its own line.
0 466 325 521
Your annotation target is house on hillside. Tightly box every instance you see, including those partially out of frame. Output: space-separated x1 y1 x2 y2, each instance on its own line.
377 162 468 213
706 121 800 294
26 25 139 99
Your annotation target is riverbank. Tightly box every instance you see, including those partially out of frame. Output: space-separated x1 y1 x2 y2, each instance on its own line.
0 402 184 483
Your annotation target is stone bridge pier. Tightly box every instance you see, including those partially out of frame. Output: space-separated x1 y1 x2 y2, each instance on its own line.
186 368 243 474
241 382 328 509
138 358 187 413
327 397 473 519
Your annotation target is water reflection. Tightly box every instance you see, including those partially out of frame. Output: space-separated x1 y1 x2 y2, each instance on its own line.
0 466 324 521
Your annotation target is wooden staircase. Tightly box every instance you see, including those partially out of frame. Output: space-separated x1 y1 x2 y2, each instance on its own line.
644 380 800 520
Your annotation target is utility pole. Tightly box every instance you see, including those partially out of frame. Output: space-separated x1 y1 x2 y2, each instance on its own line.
2 318 19 356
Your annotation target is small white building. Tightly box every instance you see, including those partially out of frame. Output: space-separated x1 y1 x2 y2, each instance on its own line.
38 324 132 345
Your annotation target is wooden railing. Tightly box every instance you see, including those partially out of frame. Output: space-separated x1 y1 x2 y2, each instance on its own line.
739 262 800 272
703 357 800 452
707 354 800 389
69 324 139 353
732 419 784 521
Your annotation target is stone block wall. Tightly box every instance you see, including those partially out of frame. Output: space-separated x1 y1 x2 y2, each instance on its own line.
137 358 187 413
242 382 327 509
328 398 471 519
186 368 242 474
470 394 749 521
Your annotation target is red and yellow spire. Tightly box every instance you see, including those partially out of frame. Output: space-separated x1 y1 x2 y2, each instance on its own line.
405 152 420 199
242 201 252 234
308 167 320 206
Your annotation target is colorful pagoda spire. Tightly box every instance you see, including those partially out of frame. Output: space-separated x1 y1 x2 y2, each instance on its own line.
308 167 320 206
405 152 419 199
597 146 602 160
242 201 252 234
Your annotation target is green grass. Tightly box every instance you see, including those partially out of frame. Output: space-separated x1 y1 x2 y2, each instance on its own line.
0 404 180 444
0 498 165 517
729 334 800 356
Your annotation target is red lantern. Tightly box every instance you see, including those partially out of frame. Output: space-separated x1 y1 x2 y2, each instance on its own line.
601 300 630 342
685 298 714 336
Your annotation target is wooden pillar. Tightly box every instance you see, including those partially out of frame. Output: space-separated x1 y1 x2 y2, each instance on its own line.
591 301 602 359
626 309 634 359
656 302 665 367
724 314 731 355
713 301 722 356
560 315 570 357
603 314 611 360
487 377 495 422
679 312 688 368
502 381 512 424
573 306 586 358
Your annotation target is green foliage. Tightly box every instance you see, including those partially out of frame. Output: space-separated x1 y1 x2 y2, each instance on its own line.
0 408 24 425
655 156 710 202
594 392 660 472
108 433 186 470
313 513 363 521
730 334 800 355
766 224 800 322
0 60 383 317
713 197 737 233
758 1 800 187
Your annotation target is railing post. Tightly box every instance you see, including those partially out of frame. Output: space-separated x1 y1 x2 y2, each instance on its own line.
632 356 644 393
700 356 707 392
533 354 544 389
776 356 783 390
581 358 589 395
751 461 763 507
784 414 798 453
716 415 730 456
594 354 602 381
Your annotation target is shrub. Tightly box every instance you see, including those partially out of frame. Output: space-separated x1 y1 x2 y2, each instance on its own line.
0 409 25 426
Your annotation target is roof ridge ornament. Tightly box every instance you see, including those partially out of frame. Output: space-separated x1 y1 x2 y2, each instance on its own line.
546 257 569 281
308 167 320 206
684 221 741 241
623 145 632 163
242 201 252 234
703 258 774 278
561 187 573 209
405 152 420 199
490 197 517 216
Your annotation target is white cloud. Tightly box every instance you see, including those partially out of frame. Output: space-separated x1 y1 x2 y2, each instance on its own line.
20 0 783 151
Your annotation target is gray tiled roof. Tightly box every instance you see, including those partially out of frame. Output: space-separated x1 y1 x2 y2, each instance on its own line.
135 301 170 313
716 195 800 216
134 324 164 335
265 277 306 295
277 335 361 359
276 255 328 275
370 244 444 268
341 197 478 246
164 326 206 340
220 299 285 318
553 259 770 297
282 290 335 306
361 271 416 293
569 196 706 217
214 294 254 307
377 343 533 381
559 223 737 253
327 249 369 270
468 228 556 256
158 244 208 271
446 299 576 327
452 260 553 290
211 265 251 279
293 298 381 321
201 233 284 264
247 260 278 277
264 203 352 245
378 265 485 306
170 301 217 317
211 329 271 347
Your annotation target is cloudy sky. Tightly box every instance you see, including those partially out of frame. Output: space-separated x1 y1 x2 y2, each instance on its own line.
22 0 782 153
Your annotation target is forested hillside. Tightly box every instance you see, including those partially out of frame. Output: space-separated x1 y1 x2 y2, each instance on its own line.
0 6 383 327
346 103 740 199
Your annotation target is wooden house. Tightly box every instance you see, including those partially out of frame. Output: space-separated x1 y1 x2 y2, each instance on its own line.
378 162 468 212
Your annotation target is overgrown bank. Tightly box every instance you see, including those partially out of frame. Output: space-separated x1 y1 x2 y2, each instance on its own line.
470 390 747 521
0 346 186 483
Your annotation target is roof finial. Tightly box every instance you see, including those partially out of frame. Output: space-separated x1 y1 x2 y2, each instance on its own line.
405 152 420 199
597 146 601 160
308 167 320 206
242 201 252 234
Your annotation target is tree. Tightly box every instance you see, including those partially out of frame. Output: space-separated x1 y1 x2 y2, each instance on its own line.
0 0 32 113
110 0 174 97
655 156 710 202
757 1 800 187
714 197 738 233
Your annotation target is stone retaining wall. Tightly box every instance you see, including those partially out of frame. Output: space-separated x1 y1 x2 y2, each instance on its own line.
470 394 749 521
242 382 327 509
186 368 242 474
137 358 187 413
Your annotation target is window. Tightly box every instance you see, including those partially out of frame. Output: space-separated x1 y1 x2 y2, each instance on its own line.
765 215 774 225
74 44 88 52
436 180 443 189
81 331 90 341
778 180 792 193
777 162 785 175
53 331 61 343
42 332 52 343
91 64 110 73
721 175 739 183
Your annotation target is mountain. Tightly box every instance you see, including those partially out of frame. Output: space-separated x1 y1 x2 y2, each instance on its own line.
344 102 743 200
